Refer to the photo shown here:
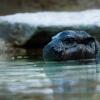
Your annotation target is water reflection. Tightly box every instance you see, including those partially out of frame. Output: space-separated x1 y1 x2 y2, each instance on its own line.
0 59 99 100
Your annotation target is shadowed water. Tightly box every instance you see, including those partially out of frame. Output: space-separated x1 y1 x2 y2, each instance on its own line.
0 58 100 100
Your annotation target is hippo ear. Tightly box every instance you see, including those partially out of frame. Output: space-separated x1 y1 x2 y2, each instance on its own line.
52 32 62 40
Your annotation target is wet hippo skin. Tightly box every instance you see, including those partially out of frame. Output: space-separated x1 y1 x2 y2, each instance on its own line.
43 30 99 61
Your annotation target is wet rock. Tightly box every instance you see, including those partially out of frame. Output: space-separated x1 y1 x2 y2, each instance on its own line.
0 10 100 47
0 10 100 58
0 39 26 60
0 22 35 46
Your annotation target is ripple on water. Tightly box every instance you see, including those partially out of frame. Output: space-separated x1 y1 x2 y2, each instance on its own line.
0 59 99 100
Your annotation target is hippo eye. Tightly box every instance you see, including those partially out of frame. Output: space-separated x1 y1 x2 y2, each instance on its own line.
84 37 95 44
63 38 75 44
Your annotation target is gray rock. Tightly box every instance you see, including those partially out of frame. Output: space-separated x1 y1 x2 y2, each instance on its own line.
0 10 100 47
0 10 100 58
0 22 35 46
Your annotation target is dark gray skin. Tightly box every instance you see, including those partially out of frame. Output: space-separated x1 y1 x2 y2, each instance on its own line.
43 30 99 61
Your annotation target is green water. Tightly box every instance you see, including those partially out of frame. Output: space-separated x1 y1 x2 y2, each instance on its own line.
0 58 100 100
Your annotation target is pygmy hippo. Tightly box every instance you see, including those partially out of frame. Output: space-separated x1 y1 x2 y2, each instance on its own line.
43 30 99 61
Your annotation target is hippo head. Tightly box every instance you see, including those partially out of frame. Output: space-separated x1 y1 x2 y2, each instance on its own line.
43 30 99 61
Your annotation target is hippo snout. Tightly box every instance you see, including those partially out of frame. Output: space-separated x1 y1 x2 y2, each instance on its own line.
43 39 64 61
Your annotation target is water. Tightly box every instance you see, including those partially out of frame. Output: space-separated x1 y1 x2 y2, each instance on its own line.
0 58 99 100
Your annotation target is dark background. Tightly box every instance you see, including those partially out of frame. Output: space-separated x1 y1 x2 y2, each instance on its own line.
0 0 100 15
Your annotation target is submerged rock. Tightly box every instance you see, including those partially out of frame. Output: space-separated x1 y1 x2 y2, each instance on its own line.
43 30 99 61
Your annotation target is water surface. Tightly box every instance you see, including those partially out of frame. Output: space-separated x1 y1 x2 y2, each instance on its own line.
0 58 100 100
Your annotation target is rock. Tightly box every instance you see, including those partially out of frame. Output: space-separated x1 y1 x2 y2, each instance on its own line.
0 22 35 46
43 30 99 61
0 10 100 47
0 10 100 58
1 0 100 14
0 39 26 60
